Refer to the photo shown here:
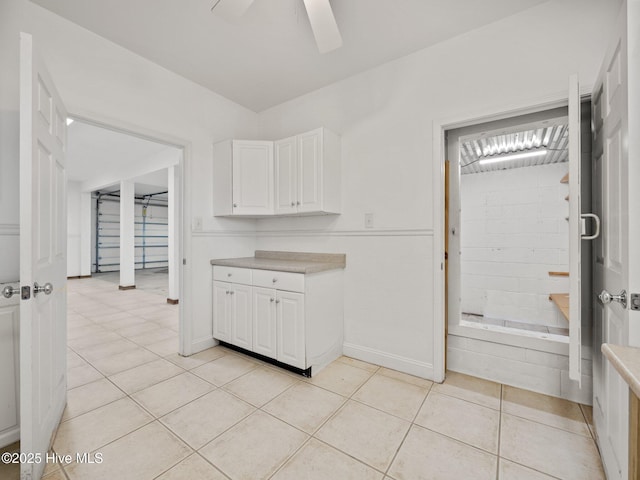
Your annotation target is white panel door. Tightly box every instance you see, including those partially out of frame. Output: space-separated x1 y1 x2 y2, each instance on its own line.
230 283 253 351
276 291 305 369
232 140 273 215
252 287 277 358
213 281 231 342
297 129 322 213
591 3 636 479
19 32 68 480
568 74 582 384
274 137 298 214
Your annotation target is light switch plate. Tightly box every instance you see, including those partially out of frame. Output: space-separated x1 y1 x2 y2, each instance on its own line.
365 213 374 229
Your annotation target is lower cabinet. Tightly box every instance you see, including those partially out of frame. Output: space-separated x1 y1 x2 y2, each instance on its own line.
212 266 343 374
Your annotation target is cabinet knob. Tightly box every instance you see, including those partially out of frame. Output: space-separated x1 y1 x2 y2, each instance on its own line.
275 299 280 304
270 298 275 302
227 273 232 277
225 290 230 294
291 202 295 207
272 278 278 283
296 201 300 206
230 291 235 295
233 203 238 208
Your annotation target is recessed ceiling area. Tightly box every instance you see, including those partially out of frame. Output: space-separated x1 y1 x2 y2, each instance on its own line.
30 0 548 111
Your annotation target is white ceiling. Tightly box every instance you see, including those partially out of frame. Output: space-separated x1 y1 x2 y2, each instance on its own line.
66 120 175 190
31 0 548 112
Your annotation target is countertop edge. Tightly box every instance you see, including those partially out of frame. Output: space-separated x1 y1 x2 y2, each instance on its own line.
602 343 640 398
209 258 345 274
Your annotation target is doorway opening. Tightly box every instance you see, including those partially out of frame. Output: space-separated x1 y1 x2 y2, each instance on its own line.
446 102 592 344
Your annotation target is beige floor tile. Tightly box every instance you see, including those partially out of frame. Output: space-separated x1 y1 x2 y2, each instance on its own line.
156 454 227 480
132 372 214 417
66 324 112 342
145 337 179 357
67 350 87 369
224 367 298 407
353 373 429 421
498 459 557 479
116 321 161 338
315 400 410 471
75 338 139 362
161 389 255 449
62 378 125 421
53 397 153 457
191 354 258 386
108 358 184 394
377 367 434 389
90 311 138 325
272 439 383 480
263 382 345 434
502 386 591 437
65 422 192 480
581 403 594 425
200 411 307 480
67 363 104 389
431 371 501 410
67 330 122 350
42 470 66 480
500 413 605 480
336 356 380 373
89 348 159 376
307 361 373 397
415 391 500 454
127 328 176 346
388 425 497 480
101 315 149 331
164 347 227 370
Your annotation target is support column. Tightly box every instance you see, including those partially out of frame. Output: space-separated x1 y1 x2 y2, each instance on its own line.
119 180 136 290
79 191 92 277
167 166 180 304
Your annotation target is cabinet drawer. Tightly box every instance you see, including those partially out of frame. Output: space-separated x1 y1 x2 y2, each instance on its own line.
213 266 252 285
252 269 304 293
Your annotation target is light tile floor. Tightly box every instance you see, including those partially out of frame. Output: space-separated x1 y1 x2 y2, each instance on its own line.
4 277 606 480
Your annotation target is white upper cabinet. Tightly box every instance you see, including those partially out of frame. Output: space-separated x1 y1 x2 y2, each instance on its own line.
213 139 274 216
214 128 341 217
276 128 341 215
274 136 298 214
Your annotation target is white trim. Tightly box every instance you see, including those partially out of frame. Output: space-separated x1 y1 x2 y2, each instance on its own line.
343 342 435 380
191 336 218 354
431 89 592 384
0 224 19 236
66 108 192 356
191 228 434 238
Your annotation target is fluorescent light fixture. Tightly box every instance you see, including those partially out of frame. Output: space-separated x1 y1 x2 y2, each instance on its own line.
66 118 74 126
478 149 547 165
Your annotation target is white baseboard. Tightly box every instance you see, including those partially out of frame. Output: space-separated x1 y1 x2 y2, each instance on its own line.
187 337 218 356
343 342 434 380
0 427 19 449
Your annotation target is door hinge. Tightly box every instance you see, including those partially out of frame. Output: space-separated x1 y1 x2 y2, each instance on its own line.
630 293 640 311
21 285 31 300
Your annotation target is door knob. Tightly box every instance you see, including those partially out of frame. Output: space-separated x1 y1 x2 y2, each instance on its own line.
598 289 627 308
2 286 19 299
33 282 53 296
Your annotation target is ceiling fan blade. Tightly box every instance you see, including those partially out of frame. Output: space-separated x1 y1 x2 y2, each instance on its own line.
302 0 343 54
211 0 256 18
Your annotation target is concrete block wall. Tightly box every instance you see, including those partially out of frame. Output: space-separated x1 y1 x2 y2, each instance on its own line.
460 163 570 327
448 334 592 404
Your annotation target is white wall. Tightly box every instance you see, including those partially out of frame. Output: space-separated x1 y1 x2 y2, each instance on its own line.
461 163 570 327
67 181 81 276
255 0 618 378
0 0 260 354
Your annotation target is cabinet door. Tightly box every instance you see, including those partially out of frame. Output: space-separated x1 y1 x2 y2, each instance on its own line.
274 137 298 214
213 281 231 342
276 291 305 369
297 129 323 213
231 283 253 351
253 287 277 358
232 140 274 215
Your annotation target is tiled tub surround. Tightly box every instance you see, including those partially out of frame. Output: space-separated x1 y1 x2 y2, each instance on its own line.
3 277 604 480
461 163 570 329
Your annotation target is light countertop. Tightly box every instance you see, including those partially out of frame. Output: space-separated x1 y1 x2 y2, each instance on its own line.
602 343 640 398
210 250 346 274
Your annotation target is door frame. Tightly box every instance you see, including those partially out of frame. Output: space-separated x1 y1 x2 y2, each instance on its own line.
431 88 592 382
66 108 193 356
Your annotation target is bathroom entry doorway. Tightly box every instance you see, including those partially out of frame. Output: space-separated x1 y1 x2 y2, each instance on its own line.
445 98 593 382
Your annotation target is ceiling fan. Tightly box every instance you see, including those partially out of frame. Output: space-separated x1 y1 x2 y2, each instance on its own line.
211 0 343 54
